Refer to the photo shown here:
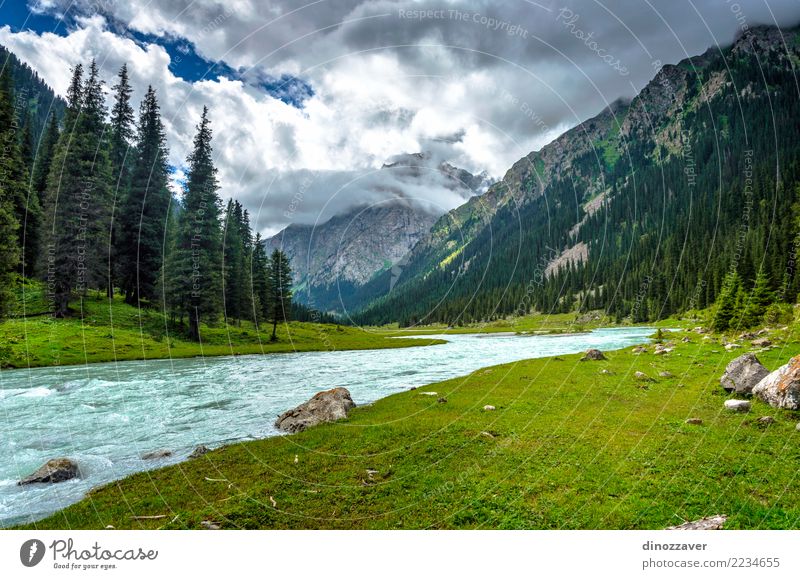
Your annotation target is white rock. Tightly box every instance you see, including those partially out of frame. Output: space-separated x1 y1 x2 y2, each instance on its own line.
724 399 751 412
483 405 496 411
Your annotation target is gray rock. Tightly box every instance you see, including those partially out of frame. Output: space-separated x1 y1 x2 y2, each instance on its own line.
634 371 654 382
796 423 800 432
142 449 173 460
275 387 356 433
659 371 675 378
581 349 606 361
724 399 751 412
632 346 647 354
667 514 727 530
752 356 800 410
720 353 769 395
483 405 496 411
756 416 775 426
189 445 211 459
685 418 703 425
18 458 79 485
751 338 772 348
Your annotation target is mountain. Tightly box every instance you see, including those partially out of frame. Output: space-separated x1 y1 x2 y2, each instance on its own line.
268 154 492 314
0 45 66 147
355 25 800 326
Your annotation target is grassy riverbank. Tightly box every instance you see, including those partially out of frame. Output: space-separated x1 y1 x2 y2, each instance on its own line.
22 323 800 530
0 280 443 369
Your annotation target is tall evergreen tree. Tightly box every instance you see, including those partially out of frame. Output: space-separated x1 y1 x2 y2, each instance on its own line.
267 248 293 341
0 67 37 276
741 270 773 328
711 271 741 332
250 232 270 324
40 61 113 315
32 112 60 204
164 107 223 341
117 86 172 305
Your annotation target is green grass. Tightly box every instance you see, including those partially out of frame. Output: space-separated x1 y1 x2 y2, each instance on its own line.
0 280 443 369
20 324 800 530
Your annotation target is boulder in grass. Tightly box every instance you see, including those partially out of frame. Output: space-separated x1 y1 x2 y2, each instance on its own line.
667 514 727 530
751 338 772 348
685 418 703 425
18 458 79 485
581 349 606 361
752 356 800 410
275 387 356 433
189 445 211 459
634 371 654 382
483 405 496 411
720 353 769 396
724 399 751 412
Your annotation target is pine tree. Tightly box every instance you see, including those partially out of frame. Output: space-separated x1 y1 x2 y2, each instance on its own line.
267 248 293 341
117 86 172 305
711 271 741 332
164 107 223 341
741 270 773 328
250 233 270 324
0 67 37 276
32 112 59 204
40 61 113 315
223 199 245 324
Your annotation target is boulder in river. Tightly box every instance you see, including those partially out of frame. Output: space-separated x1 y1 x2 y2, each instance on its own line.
720 353 769 396
581 349 606 361
752 355 800 410
274 387 356 433
18 458 79 485
141 449 173 460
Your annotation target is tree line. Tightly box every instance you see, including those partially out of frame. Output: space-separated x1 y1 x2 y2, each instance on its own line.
0 59 295 341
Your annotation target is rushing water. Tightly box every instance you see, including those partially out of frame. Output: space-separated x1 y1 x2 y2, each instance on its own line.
0 327 653 526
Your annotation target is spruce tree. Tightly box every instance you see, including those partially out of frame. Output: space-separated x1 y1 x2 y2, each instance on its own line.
741 270 773 328
117 86 172 305
268 248 293 341
223 199 245 324
0 67 37 276
164 107 223 341
711 271 741 332
250 232 269 324
32 112 60 204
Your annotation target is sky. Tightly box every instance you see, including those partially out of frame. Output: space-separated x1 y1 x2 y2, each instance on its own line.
1 0 799 236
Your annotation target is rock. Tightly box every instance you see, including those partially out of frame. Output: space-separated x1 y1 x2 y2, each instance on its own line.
659 371 675 378
756 416 775 426
141 449 173 460
720 353 770 395
419 391 438 396
600 369 613 375
756 328 769 336
632 346 647 354
681 337 692 343
581 349 606 361
483 405 496 411
634 371 654 382
200 520 221 530
18 458 80 485
738 332 757 340
274 387 356 433
796 423 800 431
724 399 751 412
437 397 447 404
751 338 772 348
685 418 703 425
692 326 709 334
724 343 742 351
654 344 673 355
752 356 800 410
189 445 211 459
667 514 727 530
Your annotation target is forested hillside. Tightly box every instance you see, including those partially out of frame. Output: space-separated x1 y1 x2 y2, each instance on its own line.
355 26 800 328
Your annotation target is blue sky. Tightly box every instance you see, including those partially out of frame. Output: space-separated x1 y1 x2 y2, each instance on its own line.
0 0 313 107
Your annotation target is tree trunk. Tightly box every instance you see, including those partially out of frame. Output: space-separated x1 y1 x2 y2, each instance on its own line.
271 315 278 342
189 308 200 342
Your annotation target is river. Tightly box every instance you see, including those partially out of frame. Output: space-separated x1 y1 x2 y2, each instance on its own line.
0 326 653 526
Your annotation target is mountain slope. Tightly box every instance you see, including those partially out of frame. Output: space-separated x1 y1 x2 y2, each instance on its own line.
268 154 491 313
355 25 800 326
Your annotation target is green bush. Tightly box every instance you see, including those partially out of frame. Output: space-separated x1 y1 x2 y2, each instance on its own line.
763 303 793 326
